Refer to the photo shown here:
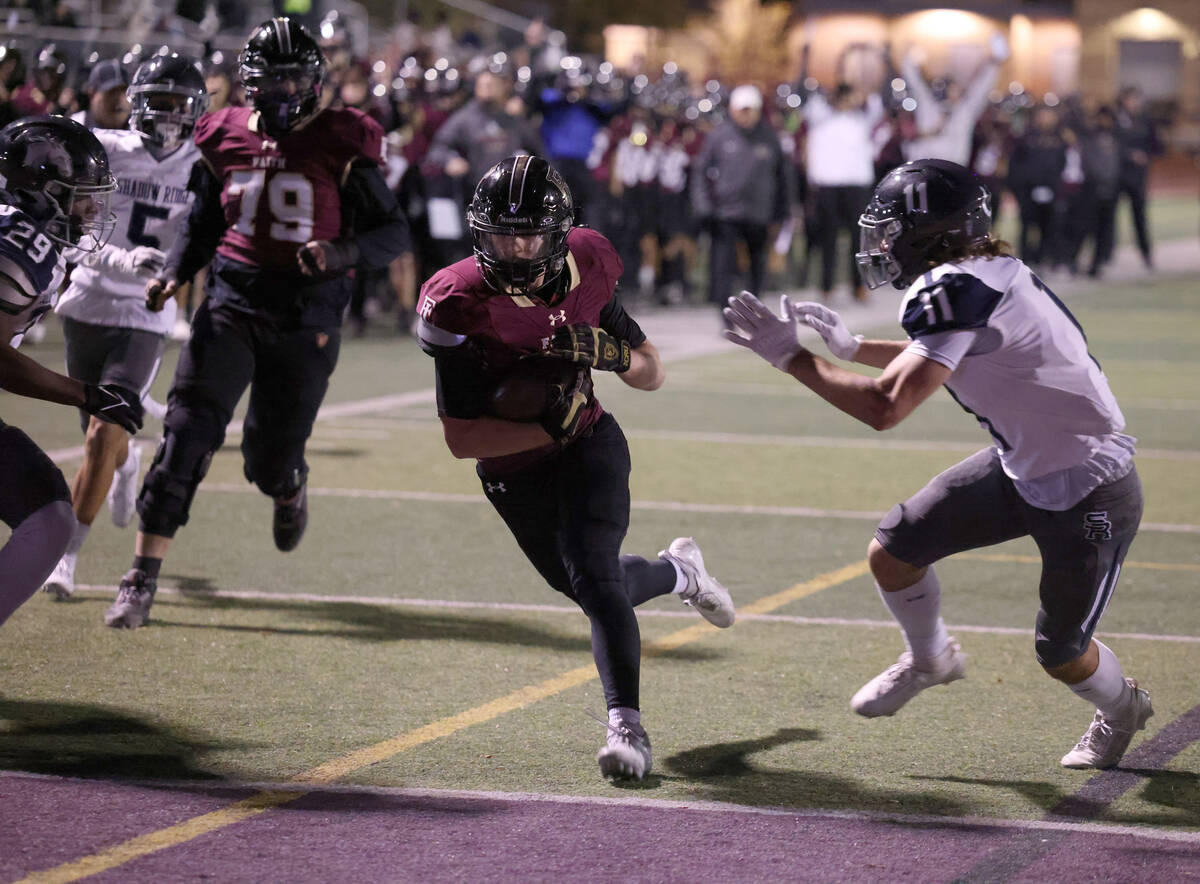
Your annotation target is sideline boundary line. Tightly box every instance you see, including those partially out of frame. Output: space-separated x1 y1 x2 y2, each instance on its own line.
15 562 867 883
6 772 1197 847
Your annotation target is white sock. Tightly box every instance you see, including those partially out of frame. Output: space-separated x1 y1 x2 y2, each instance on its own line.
1068 640 1131 717
667 560 688 595
609 706 640 728
64 519 90 557
878 568 950 664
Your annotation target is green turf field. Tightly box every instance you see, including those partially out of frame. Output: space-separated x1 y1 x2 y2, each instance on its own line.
2 257 1197 836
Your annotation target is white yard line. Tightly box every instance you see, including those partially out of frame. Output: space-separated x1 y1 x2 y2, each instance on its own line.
67 584 1200 645
197 482 1200 535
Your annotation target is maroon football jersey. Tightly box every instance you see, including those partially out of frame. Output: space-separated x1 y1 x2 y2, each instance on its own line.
417 226 624 468
195 106 385 270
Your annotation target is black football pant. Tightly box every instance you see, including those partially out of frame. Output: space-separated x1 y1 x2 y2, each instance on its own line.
478 413 677 710
138 299 340 537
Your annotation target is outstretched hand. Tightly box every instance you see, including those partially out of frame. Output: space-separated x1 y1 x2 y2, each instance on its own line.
786 300 863 361
722 291 805 371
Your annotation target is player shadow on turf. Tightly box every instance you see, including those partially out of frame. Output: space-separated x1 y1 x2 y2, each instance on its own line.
912 772 1200 827
662 729 974 817
123 591 720 660
0 697 240 781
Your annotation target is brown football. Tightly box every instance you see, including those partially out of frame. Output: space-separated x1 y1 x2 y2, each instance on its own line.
487 357 580 421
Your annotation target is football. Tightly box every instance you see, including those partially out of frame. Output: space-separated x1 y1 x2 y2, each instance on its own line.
487 357 581 421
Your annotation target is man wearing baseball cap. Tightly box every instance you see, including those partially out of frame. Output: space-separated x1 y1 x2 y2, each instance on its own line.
691 83 791 318
74 58 130 129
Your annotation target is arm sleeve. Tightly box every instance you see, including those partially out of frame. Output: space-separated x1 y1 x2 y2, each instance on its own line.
421 327 490 419
163 160 225 283
338 163 412 269
598 292 646 348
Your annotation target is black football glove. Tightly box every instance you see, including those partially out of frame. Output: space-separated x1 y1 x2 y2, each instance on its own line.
83 383 144 434
544 323 631 373
540 366 593 441
298 239 361 275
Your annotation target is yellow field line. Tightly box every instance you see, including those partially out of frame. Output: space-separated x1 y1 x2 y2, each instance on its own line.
17 562 870 884
960 552 1200 572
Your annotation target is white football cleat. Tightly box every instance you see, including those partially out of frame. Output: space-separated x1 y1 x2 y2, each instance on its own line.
108 441 142 529
42 554 77 601
597 718 652 781
659 537 735 628
851 639 967 717
1061 679 1153 770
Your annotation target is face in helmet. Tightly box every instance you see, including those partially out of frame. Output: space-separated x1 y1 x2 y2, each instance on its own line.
468 155 574 301
855 159 992 290
238 17 326 137
0 115 117 253
128 53 209 153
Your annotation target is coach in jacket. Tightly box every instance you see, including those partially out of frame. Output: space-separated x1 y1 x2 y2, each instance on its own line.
692 84 791 314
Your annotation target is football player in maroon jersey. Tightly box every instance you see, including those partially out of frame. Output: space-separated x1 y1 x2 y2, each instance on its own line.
416 155 736 781
104 17 411 629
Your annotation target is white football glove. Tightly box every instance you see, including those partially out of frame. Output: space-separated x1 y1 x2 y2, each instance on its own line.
722 291 804 371
786 300 863 361
85 245 167 278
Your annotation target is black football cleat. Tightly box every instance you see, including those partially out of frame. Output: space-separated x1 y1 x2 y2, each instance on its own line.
273 483 308 552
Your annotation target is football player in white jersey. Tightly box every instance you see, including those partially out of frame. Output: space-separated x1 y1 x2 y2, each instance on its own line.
43 53 208 600
0 117 142 626
723 159 1150 771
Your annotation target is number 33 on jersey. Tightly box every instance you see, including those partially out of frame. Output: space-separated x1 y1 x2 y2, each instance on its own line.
196 104 385 269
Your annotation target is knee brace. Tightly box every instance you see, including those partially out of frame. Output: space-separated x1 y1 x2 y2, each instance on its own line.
242 445 306 500
137 411 222 537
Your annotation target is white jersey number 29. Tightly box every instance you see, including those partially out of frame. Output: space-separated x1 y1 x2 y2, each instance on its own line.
229 169 315 243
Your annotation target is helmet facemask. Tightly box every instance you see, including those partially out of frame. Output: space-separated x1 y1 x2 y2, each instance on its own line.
129 87 208 152
855 215 905 290
469 223 569 298
241 64 322 136
44 175 118 252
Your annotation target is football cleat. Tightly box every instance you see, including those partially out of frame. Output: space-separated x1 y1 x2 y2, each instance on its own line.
851 639 967 717
104 569 157 629
42 554 76 601
597 718 652 781
273 483 308 552
659 537 735 628
108 441 141 529
1061 679 1153 770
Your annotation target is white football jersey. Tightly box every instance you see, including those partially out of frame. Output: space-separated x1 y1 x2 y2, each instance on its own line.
55 129 198 333
900 255 1130 505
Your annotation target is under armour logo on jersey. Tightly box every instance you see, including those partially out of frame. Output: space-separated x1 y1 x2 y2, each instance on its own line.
548 309 567 326
485 482 506 494
1084 511 1112 541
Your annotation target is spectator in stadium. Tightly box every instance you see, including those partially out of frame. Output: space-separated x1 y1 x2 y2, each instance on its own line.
1067 105 1122 278
0 45 25 128
73 59 131 130
428 69 544 192
803 81 882 302
1114 86 1162 271
900 35 1007 167
1008 103 1067 268
691 84 790 316
12 44 72 117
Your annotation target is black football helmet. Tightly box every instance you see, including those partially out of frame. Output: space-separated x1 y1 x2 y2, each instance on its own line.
856 159 992 290
128 53 208 152
0 116 117 252
467 155 574 299
238 17 326 137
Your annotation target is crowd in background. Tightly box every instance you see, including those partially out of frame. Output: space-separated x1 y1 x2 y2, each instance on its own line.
0 6 1167 335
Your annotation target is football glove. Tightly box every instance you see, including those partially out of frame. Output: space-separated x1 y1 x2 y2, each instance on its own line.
541 366 593 441
298 239 361 275
83 383 144 434
81 245 166 278
786 300 863 361
544 323 631 373
722 291 805 371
